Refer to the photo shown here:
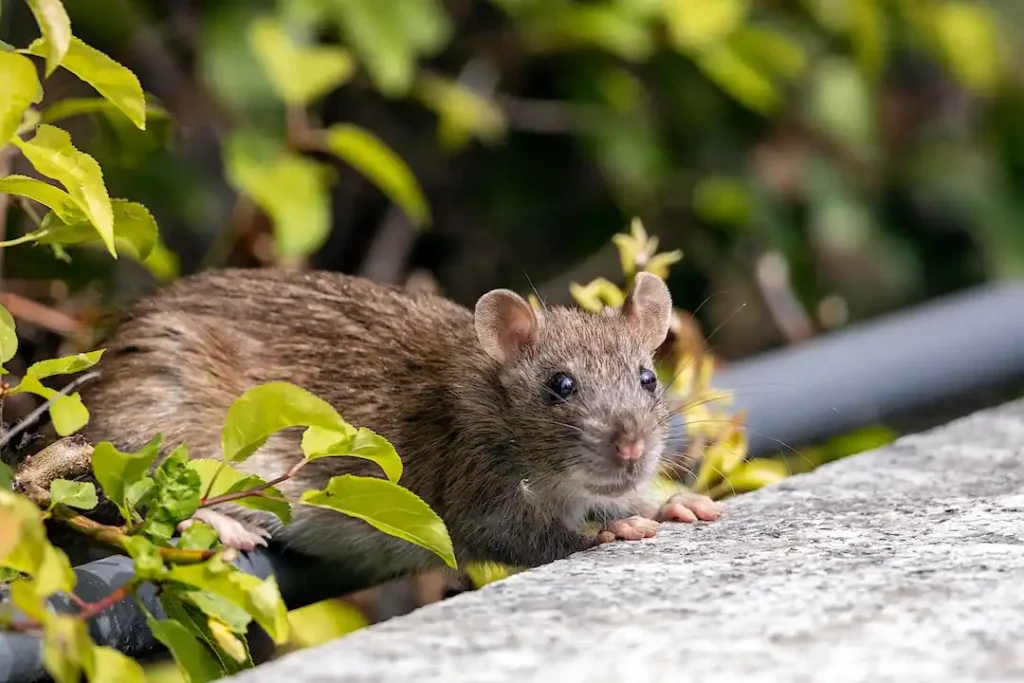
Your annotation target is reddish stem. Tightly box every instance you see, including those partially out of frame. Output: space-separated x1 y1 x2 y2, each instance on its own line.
200 460 306 508
77 584 133 621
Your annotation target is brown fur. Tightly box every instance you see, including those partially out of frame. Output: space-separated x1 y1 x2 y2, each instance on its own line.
79 269 674 585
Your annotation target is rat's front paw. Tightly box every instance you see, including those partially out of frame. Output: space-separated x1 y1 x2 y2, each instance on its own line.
595 516 659 544
656 492 723 523
178 508 271 552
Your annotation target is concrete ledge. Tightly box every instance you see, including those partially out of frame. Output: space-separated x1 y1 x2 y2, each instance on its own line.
228 402 1024 683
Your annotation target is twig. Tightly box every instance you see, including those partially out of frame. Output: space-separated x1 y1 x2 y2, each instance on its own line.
49 505 216 564
201 459 306 507
0 291 85 335
0 371 101 451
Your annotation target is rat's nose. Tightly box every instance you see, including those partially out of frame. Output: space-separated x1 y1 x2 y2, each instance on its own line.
615 440 645 461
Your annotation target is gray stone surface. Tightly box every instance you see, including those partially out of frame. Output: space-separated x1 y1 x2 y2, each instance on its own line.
228 402 1024 683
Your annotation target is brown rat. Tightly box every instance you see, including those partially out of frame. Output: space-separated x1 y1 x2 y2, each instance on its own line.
77 268 721 584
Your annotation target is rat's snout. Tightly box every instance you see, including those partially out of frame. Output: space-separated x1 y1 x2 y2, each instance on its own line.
615 438 644 461
611 418 648 462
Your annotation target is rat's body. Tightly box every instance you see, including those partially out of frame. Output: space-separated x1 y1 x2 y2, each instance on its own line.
79 269 720 585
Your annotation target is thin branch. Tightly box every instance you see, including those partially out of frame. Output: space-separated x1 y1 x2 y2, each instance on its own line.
49 505 216 564
0 371 101 451
0 291 85 336
201 459 306 508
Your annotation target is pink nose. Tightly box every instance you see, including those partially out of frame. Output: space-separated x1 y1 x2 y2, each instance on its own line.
616 440 645 461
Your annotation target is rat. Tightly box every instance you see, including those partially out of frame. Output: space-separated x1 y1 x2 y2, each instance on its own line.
77 268 722 584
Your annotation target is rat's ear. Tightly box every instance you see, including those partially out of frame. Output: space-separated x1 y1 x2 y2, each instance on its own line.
475 289 541 363
621 272 673 352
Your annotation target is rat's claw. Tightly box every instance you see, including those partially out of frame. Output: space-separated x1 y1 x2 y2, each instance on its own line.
656 492 723 523
596 515 659 544
178 508 270 552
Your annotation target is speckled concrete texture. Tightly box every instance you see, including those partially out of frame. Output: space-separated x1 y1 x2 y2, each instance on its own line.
228 402 1024 683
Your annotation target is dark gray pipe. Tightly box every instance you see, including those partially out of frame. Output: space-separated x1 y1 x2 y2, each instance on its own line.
711 280 1024 456
5 279 1024 681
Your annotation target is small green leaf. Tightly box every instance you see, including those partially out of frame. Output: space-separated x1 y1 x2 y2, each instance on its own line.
87 646 145 683
49 393 90 436
300 474 456 569
28 37 146 130
323 124 430 228
224 132 332 259
0 304 17 364
91 435 162 520
188 458 292 525
49 479 97 510
38 199 159 261
167 564 290 644
25 0 71 76
247 16 355 105
0 461 13 491
144 445 202 540
0 175 80 223
33 543 76 598
146 616 222 683
178 522 221 551
12 125 116 257
22 349 103 381
122 535 167 580
207 618 247 663
303 427 403 482
220 381 356 463
663 0 748 51
0 51 43 144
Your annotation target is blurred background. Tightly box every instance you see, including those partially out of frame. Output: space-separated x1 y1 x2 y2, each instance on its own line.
4 0 1024 666
3 0 1024 364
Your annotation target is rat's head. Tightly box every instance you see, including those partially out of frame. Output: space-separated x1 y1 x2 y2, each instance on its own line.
474 272 674 498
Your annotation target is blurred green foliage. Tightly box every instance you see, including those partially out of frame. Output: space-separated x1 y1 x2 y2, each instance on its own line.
0 0 1017 358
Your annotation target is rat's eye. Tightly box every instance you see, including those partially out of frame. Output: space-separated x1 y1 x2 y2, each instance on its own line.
640 368 657 393
544 372 577 404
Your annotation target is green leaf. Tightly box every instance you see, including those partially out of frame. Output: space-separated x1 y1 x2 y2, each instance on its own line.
720 458 789 494
10 375 91 436
663 0 748 51
25 0 71 76
181 590 253 633
188 459 292 525
49 479 97 510
179 522 221 551
0 461 13 491
146 616 222 683
42 614 91 683
931 1 1001 95
299 474 456 569
12 125 116 257
323 124 430 228
224 131 332 259
87 646 145 683
38 199 159 261
144 445 202 540
328 0 451 96
22 349 103 381
221 381 355 463
248 16 354 105
122 535 167 580
40 97 169 128
0 52 42 144
0 175 80 224
91 435 162 520
28 36 146 130
49 393 90 435
33 542 75 598
167 563 290 644
0 304 17 364
302 426 402 482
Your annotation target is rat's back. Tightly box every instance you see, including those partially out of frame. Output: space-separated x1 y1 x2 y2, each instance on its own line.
79 269 474 466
